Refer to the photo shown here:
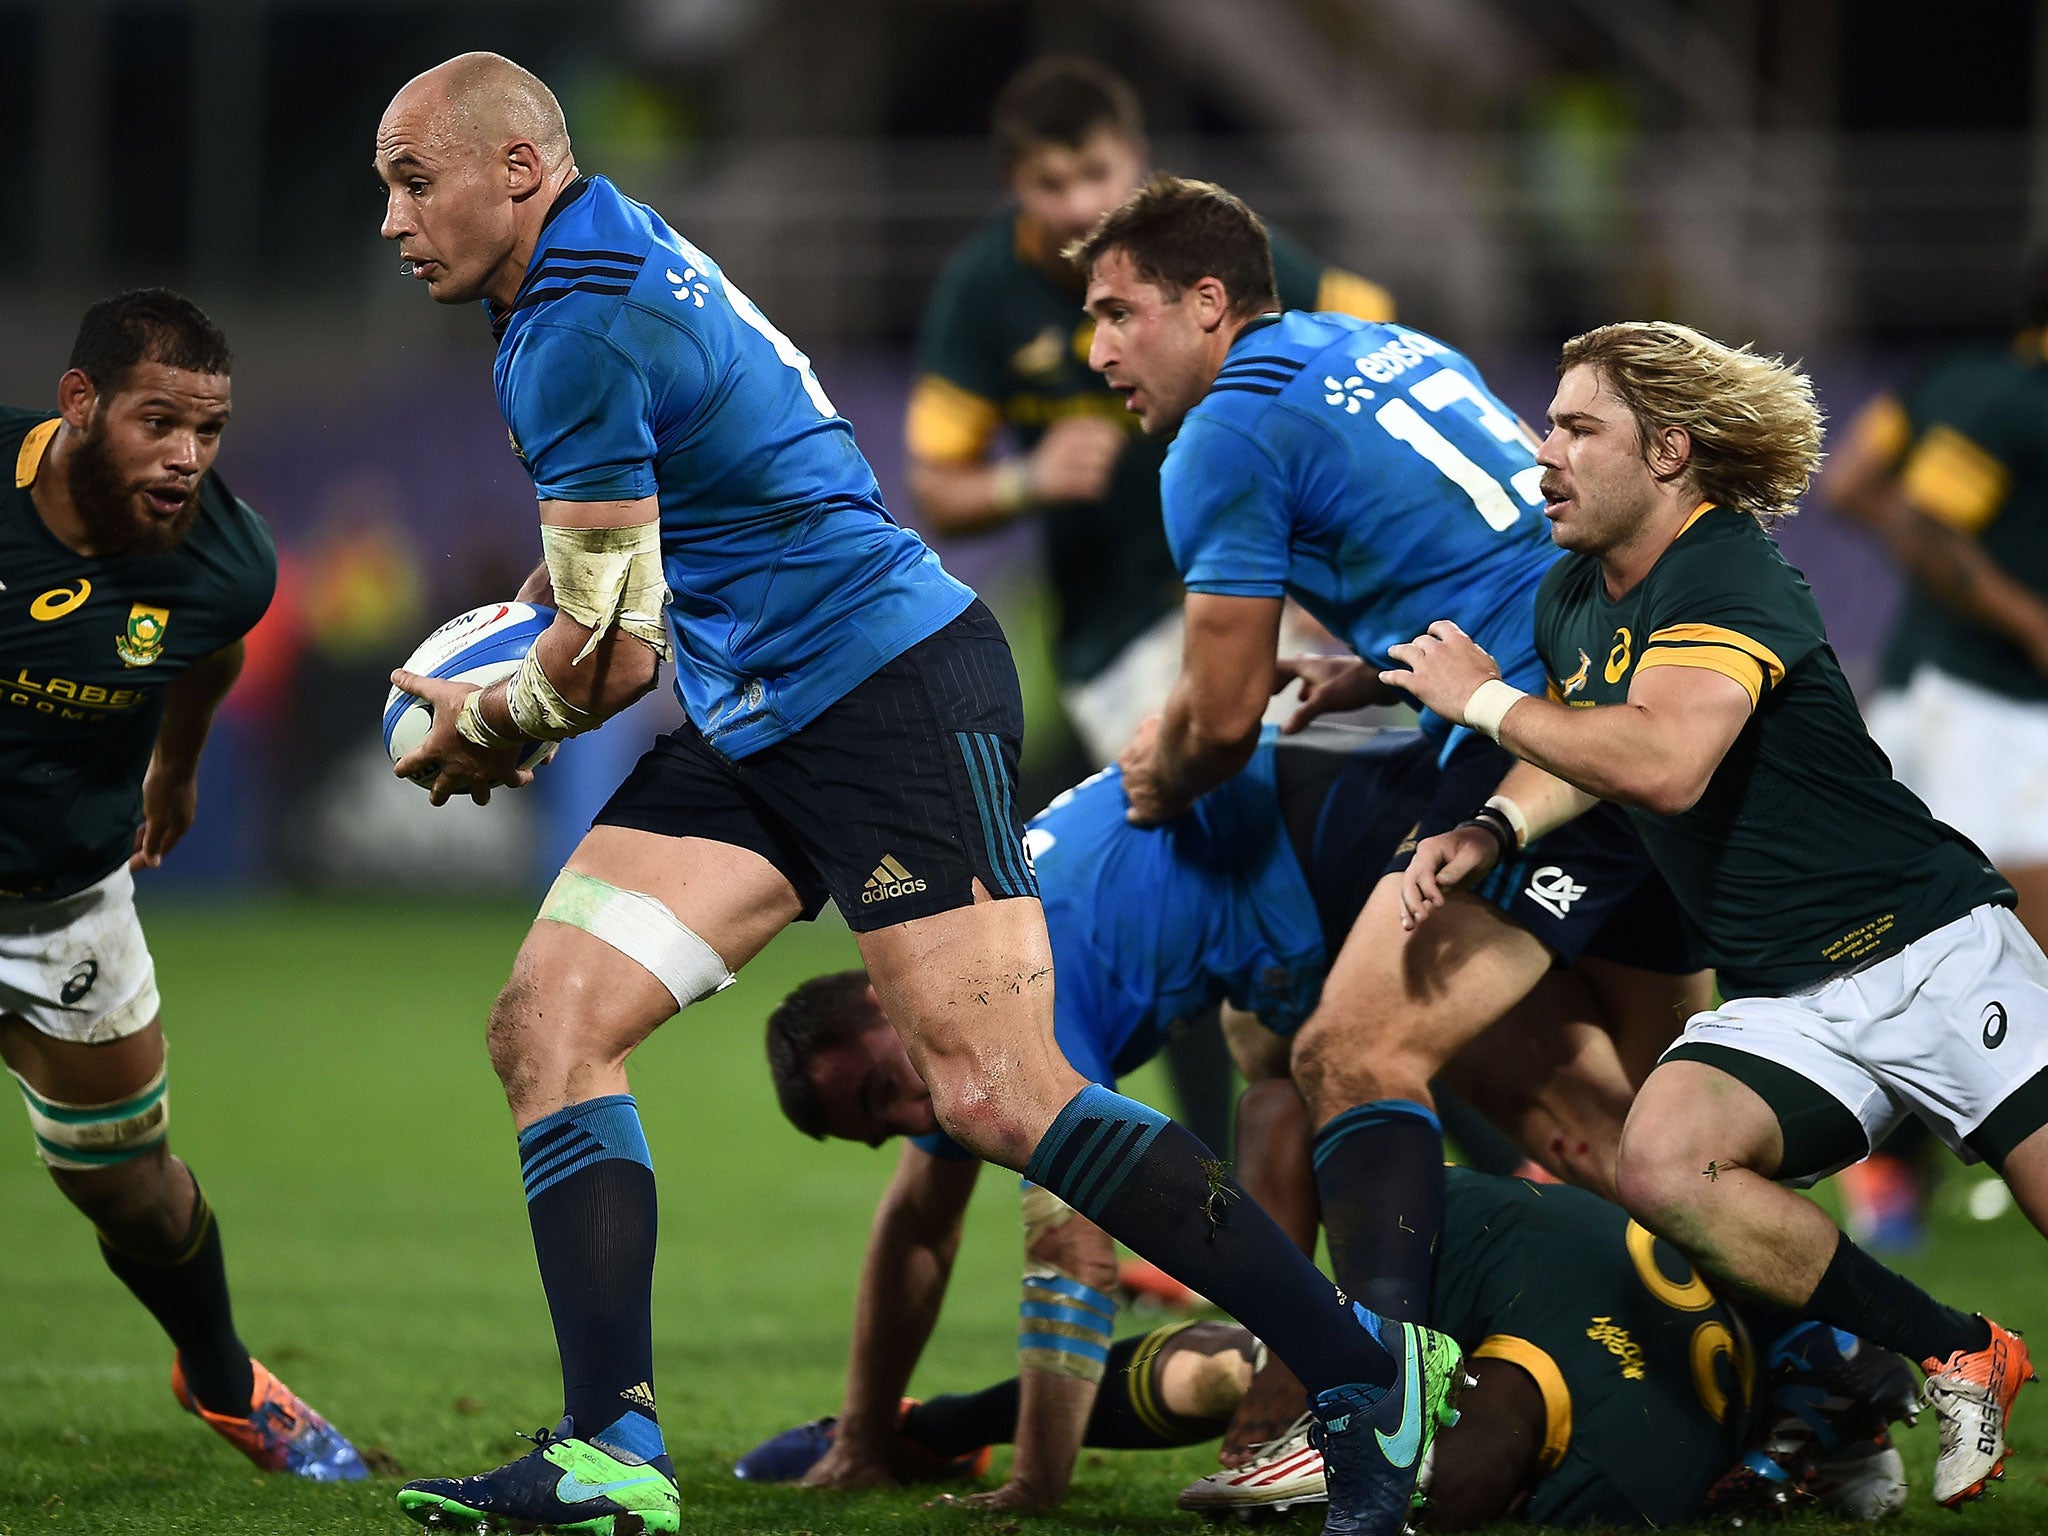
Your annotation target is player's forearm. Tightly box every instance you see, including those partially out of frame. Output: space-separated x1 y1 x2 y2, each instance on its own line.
1153 677 1261 808
1005 1369 1100 1505
907 456 1029 537
1498 697 1710 816
1485 760 1601 842
468 621 660 743
515 559 554 606
837 1180 969 1440
1890 508 2048 666
152 642 244 777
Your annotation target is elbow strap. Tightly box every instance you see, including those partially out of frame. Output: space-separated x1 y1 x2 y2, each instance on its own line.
540 522 672 664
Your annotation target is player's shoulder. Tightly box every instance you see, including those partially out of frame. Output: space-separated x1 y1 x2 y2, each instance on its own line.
498 177 699 353
187 470 277 581
0 404 56 461
1656 503 1788 582
934 207 1030 291
1185 312 1351 436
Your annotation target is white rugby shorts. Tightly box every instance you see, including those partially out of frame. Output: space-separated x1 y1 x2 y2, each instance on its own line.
0 863 160 1044
1866 662 2048 865
1667 903 2048 1180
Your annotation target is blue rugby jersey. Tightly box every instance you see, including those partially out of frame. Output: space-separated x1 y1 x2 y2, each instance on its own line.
491 177 973 757
913 726 1433 1159
1162 314 1560 737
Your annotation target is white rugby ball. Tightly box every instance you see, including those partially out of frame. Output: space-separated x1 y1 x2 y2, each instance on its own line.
383 601 560 788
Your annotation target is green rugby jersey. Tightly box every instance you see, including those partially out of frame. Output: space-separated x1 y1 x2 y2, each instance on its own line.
0 406 275 901
1434 1168 1753 1527
1534 503 2010 995
908 210 1393 683
1874 335 2048 701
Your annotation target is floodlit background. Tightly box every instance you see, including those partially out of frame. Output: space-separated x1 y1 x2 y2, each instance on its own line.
0 0 2039 891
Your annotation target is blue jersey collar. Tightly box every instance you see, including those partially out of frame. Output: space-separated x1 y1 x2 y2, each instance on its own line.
1226 311 1285 353
488 175 597 337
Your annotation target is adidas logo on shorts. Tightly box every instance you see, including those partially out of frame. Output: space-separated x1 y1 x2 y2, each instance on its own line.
863 855 928 904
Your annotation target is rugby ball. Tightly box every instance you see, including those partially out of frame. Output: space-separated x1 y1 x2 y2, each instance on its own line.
383 602 560 787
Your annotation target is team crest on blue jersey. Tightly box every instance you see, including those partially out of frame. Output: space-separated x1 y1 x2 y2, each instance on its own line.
116 603 169 667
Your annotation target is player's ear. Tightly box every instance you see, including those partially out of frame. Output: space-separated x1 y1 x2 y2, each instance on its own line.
1647 422 1693 482
56 369 98 430
504 138 546 198
1192 275 1231 331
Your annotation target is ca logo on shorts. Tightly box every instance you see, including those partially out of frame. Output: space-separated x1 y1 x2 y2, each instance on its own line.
1525 865 1588 919
1983 1001 2008 1050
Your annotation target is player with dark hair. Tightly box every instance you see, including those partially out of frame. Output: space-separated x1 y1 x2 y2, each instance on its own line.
0 290 364 1479
1070 176 1706 1351
1392 320 2045 1511
377 52 1455 1536
910 58 1393 1154
757 724 1679 1513
739 1164 1926 1530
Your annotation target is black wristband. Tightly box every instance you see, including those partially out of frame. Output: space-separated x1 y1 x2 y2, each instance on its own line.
1458 806 1516 866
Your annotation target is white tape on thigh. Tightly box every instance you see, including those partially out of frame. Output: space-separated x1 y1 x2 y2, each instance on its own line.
539 870 735 1011
10 1064 169 1170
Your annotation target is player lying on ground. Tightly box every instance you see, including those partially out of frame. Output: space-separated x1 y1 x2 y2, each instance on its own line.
740 1164 1926 1529
375 51 1455 1536
762 723 1675 1513
1389 320 2047 1511
1070 177 1711 1343
0 292 363 1479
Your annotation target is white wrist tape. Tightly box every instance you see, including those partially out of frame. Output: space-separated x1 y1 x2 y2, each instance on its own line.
506 646 596 741
1464 679 1528 743
541 522 672 665
456 685 519 751
538 869 735 1012
1485 794 1531 849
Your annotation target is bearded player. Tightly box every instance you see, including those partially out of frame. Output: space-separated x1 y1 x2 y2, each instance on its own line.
1 291 364 1480
1393 321 2045 1512
376 52 1456 1536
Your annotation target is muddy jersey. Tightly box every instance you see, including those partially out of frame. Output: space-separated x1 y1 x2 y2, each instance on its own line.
1534 502 2009 995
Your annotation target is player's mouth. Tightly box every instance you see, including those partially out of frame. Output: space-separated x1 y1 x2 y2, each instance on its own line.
400 255 438 280
1541 481 1571 518
139 484 191 518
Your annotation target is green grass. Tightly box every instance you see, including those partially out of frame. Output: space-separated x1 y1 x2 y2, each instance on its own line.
2 897 2045 1533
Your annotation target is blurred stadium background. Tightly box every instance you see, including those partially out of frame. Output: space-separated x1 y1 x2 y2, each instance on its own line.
7 5 2048 1531
0 0 2040 894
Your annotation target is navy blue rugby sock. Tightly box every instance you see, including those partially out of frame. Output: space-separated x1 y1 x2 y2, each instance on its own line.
519 1095 669 1463
1314 1099 1445 1325
1025 1085 1394 1394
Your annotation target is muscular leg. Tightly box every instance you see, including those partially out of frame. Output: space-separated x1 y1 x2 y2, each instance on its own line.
488 829 802 1448
1438 966 1636 1197
858 895 1397 1398
1292 877 1553 1321
1575 957 1712 1089
0 1016 251 1415
1614 1061 1987 1362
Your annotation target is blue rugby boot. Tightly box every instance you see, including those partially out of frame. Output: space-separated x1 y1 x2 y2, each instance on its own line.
1309 1317 1467 1536
397 1413 680 1534
734 1398 990 1483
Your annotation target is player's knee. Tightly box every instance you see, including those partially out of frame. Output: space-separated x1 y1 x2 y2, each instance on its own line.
1613 1118 1710 1230
1291 1016 1425 1117
1235 1076 1308 1149
927 1070 1040 1166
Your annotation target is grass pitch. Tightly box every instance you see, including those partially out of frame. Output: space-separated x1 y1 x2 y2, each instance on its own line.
2 897 2045 1534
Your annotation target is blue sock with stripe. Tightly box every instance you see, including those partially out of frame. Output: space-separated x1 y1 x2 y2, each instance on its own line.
1313 1099 1445 1325
1026 1085 1394 1393
519 1095 667 1461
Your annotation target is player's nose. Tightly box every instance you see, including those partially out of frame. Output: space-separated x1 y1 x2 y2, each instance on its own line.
379 191 411 242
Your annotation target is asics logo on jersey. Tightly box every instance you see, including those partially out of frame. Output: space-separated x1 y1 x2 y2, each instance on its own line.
30 580 90 621
1374 1324 1424 1468
666 267 709 307
1605 627 1633 684
1525 865 1588 919
1323 374 1375 414
862 855 927 904
1559 649 1592 697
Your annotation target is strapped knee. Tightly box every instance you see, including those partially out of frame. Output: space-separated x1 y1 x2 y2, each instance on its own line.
11 1065 169 1170
539 869 735 1012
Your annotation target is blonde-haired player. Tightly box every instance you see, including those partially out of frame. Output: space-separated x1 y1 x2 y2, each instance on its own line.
1389 320 2044 1513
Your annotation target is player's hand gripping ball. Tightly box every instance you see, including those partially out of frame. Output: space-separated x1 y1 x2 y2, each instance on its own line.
382 602 559 788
